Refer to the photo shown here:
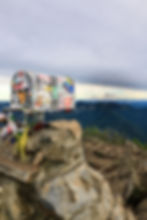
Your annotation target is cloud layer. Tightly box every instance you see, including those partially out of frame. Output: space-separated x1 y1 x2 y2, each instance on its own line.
0 0 147 88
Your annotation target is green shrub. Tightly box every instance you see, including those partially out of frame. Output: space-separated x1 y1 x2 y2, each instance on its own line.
84 127 147 150
133 138 147 150
83 127 125 145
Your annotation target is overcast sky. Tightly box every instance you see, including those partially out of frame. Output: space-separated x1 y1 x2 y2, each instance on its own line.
0 0 147 89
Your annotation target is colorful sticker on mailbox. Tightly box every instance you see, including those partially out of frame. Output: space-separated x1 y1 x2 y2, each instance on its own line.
63 78 74 93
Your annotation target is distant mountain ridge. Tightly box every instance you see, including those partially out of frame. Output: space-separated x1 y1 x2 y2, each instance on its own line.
76 101 147 143
0 101 147 143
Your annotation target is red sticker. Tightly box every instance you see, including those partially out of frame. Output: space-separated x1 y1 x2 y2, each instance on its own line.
64 97 72 110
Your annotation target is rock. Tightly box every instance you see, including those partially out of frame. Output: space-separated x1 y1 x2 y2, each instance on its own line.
27 120 85 178
49 120 83 141
0 120 136 220
84 135 147 220
84 137 147 199
38 163 136 220
0 174 62 220
136 199 147 220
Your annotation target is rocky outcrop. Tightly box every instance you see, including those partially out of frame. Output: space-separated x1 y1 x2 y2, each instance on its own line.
0 120 136 220
84 137 147 220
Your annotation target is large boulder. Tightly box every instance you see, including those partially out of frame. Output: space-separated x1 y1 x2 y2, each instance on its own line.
0 120 135 220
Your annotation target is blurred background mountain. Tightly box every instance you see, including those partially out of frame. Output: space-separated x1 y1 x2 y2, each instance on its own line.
1 100 147 145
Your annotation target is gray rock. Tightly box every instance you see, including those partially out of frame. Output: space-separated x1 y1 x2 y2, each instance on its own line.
0 120 136 220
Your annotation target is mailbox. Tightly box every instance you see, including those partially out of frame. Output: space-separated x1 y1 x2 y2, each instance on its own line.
11 71 75 112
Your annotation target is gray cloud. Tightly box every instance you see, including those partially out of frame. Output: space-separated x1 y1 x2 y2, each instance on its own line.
0 0 147 88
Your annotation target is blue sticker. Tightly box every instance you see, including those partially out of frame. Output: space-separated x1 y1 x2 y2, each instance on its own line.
63 82 74 93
